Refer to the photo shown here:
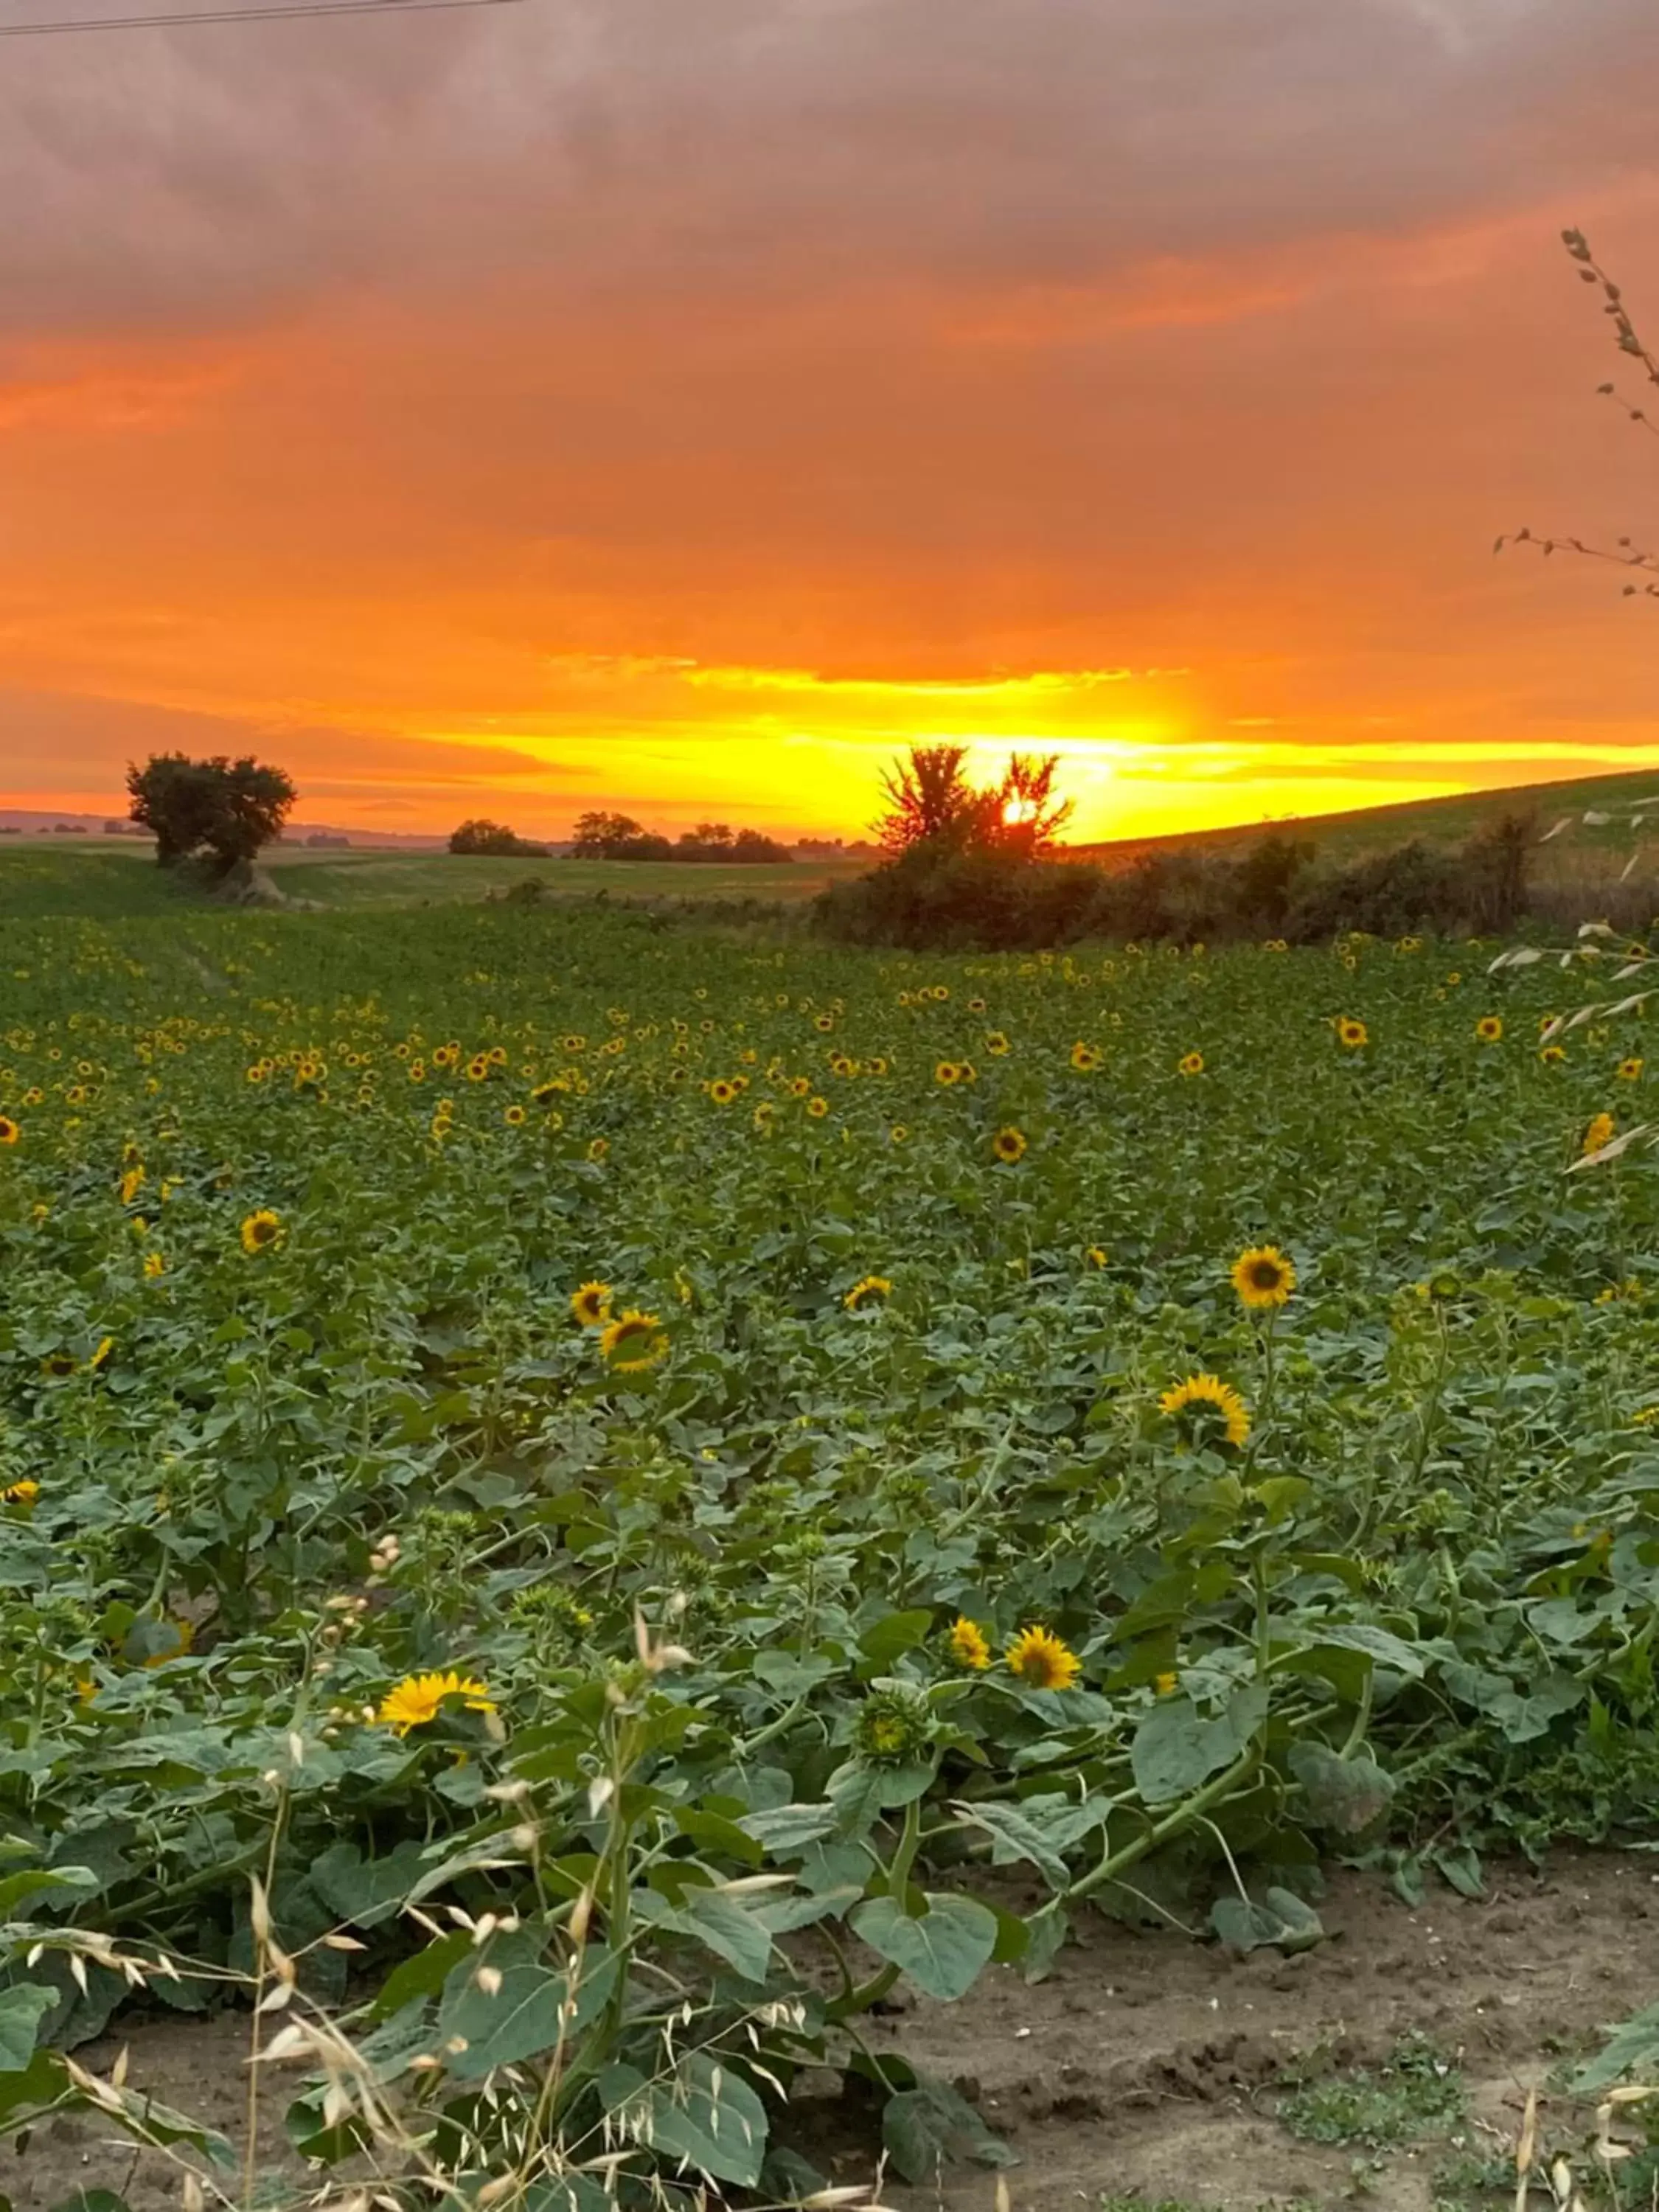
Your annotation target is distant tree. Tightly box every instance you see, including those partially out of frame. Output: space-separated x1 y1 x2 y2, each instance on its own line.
875 742 1071 862
126 754 297 872
993 753 1074 859
691 821 733 848
571 811 647 857
731 827 793 863
876 744 997 855
449 819 548 857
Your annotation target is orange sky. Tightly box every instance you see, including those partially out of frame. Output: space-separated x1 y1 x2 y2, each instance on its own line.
6 0 1659 840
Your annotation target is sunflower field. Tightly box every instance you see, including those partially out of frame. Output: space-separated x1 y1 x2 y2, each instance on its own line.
1 899 1658 2199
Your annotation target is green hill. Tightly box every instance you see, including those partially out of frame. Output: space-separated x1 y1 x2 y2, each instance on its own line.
1071 768 1659 870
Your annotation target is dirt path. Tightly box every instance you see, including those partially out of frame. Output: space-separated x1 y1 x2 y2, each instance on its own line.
7 1854 1654 2211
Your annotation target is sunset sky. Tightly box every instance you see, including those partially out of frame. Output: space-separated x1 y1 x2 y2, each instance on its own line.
6 0 1659 841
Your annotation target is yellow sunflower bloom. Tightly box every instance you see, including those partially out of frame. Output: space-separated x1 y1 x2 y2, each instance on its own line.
1006 1626 1081 1691
1070 1042 1101 1073
934 1060 959 1087
570 1280 613 1329
992 1127 1027 1164
1231 1245 1296 1310
378 1670 495 1736
1178 1051 1205 1077
1336 1017 1368 1050
1618 1057 1644 1082
599 1310 669 1373
844 1275 892 1311
0 1116 18 1147
1583 1112 1616 1156
1 1480 38 1506
1158 1372 1251 1450
1475 1016 1503 1043
947 1617 991 1671
240 1208 285 1256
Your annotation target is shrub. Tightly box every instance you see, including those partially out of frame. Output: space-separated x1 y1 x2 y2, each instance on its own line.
448 820 549 858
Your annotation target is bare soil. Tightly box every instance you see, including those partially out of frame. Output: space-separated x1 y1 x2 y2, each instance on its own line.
7 1853 1654 2212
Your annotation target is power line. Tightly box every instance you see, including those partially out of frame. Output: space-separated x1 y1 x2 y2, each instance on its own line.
0 0 518 32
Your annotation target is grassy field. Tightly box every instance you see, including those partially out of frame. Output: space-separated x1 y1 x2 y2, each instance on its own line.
0 839 863 917
3 890 1659 2199
262 846 865 908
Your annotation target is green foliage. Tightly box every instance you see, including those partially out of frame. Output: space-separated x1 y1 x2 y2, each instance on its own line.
1276 2035 1464 2149
818 820 1539 951
1 903 1658 2187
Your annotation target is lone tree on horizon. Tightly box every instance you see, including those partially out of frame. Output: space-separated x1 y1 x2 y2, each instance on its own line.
126 753 296 874
876 742 1073 858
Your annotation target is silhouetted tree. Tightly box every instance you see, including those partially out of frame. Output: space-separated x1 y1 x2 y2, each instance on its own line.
876 744 998 855
126 754 296 872
994 753 1074 858
449 819 548 857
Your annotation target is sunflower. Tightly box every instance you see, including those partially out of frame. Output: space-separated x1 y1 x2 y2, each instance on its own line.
947 1617 991 1671
0 1116 17 1147
570 1280 613 1329
1006 1626 1081 1692
789 1076 811 1098
1618 1057 1644 1082
1540 1045 1565 1065
806 1096 830 1119
813 1013 835 1033
1158 1372 1251 1450
1 1480 38 1506
504 1104 526 1127
985 1031 1011 1057
1154 1670 1179 1697
844 1275 892 1311
377 1670 495 1736
1230 1245 1296 1310
144 1251 165 1279
588 1137 610 1162
889 1124 909 1144
1070 1042 1101 1073
967 996 987 1014
240 1208 285 1256
753 1102 776 1131
992 1126 1027 1164
1336 1017 1368 1050
1583 1111 1616 1157
934 1060 960 1086
1178 1051 1205 1077
709 1079 737 1105
1475 1016 1503 1043
599 1309 669 1372
1087 1245 1107 1268
40 1352 77 1379
142 1618 194 1669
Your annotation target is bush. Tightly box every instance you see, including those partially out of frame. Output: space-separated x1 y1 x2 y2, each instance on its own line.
449 820 549 858
815 820 1540 952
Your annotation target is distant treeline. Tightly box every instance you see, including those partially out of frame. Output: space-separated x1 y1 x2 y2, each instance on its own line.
448 814 795 863
815 817 1540 950
568 814 793 864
